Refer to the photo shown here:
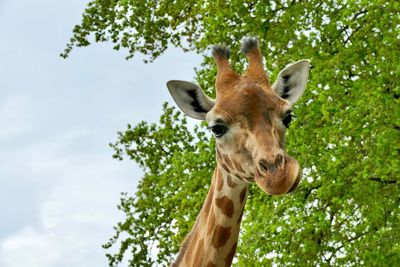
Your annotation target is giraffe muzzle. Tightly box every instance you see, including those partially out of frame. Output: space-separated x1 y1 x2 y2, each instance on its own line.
254 155 301 195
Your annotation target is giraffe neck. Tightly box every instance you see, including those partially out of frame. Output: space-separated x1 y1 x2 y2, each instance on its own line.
172 166 248 267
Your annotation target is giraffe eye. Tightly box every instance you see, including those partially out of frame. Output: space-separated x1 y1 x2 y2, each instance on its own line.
209 124 228 138
282 113 293 128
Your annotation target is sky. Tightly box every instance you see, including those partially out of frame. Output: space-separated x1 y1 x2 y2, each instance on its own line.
0 1 202 266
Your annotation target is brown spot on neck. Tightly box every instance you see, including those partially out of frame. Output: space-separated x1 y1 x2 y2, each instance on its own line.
233 159 245 173
217 170 224 191
206 261 217 267
239 187 247 204
225 242 238 267
211 225 231 249
220 162 230 173
203 185 214 217
207 211 216 235
224 155 233 169
215 196 234 218
226 175 237 188
216 148 223 160
237 207 244 224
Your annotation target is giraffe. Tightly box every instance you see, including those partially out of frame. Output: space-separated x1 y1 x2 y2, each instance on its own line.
166 37 310 267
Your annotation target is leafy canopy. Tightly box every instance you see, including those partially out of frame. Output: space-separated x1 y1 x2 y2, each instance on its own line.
67 0 400 266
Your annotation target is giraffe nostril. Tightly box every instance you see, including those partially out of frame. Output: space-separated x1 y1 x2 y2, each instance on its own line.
275 154 284 168
259 159 276 173
259 159 269 173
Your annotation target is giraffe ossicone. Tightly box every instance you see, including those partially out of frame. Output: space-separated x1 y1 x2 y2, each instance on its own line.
167 37 310 267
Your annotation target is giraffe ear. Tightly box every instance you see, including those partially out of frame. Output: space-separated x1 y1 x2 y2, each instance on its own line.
272 59 310 105
166 80 215 120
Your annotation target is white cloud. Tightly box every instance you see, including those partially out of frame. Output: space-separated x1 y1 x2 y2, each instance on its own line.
0 140 137 267
1 223 104 267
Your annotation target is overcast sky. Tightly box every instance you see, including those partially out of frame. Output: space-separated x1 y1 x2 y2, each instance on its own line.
0 1 202 266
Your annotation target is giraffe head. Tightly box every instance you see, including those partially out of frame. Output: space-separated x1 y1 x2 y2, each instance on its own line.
167 37 310 195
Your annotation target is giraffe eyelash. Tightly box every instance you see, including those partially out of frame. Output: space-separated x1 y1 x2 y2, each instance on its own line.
207 124 229 137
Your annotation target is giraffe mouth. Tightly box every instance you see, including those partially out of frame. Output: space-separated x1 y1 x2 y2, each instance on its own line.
287 172 301 193
254 155 301 195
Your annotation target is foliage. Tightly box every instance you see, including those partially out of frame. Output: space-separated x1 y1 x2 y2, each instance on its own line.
68 0 400 266
103 104 214 266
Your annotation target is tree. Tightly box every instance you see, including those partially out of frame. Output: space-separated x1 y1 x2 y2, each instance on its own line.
66 0 400 266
